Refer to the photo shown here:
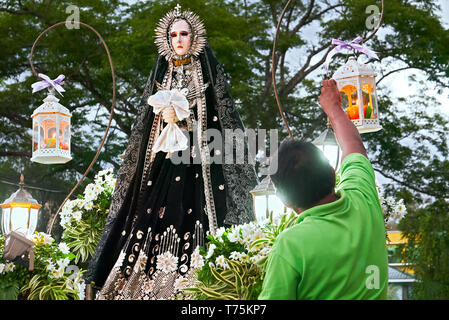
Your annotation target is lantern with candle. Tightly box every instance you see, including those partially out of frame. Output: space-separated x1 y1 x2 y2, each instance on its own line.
31 84 72 164
333 56 382 133
250 176 287 221
1 174 41 239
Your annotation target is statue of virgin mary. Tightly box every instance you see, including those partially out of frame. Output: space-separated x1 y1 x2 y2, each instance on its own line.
86 4 258 300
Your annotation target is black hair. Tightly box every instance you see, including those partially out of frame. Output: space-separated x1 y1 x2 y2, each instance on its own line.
270 139 335 210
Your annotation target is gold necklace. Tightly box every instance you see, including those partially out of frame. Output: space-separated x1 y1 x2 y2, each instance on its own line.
172 57 191 66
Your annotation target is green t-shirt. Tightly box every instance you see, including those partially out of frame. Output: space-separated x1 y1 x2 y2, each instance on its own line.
258 153 388 300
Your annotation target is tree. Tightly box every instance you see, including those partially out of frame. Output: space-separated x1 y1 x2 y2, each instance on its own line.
0 0 448 239
399 200 449 299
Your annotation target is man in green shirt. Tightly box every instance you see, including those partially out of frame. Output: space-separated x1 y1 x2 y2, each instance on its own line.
258 79 388 300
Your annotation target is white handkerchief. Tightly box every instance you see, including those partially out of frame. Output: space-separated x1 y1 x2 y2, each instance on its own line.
152 123 188 153
147 89 190 153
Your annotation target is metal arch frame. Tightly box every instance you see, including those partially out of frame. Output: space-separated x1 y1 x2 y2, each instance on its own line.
271 0 385 139
29 21 116 235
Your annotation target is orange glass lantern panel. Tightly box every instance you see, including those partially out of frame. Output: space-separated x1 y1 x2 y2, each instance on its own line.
340 85 361 120
362 83 378 119
59 120 70 151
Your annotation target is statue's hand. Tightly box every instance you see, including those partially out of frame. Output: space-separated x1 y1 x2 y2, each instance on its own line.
162 106 178 124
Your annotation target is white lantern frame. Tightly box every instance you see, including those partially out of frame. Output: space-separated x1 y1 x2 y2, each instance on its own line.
0 175 42 239
333 56 382 134
31 90 72 164
250 176 287 221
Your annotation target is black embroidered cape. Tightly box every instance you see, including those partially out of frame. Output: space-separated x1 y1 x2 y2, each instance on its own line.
86 44 258 291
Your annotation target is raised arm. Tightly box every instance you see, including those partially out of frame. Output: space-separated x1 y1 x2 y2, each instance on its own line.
319 79 367 160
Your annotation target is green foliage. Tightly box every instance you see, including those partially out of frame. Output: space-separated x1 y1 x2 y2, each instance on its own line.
20 272 83 300
0 232 86 300
398 200 449 299
60 168 115 265
0 236 31 300
185 259 262 300
0 283 20 300
182 211 298 300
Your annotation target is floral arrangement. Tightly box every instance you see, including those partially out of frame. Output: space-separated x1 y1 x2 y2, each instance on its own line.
0 168 116 300
179 212 298 300
59 168 116 264
0 232 85 300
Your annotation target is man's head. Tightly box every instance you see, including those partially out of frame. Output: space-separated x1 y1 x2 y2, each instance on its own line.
270 139 335 212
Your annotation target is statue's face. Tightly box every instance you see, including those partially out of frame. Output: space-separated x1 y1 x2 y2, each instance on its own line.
170 19 191 57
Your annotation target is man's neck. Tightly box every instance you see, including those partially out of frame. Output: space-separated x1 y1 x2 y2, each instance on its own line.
314 191 339 207
295 191 339 214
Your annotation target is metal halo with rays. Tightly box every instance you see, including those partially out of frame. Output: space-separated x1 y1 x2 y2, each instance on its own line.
154 4 207 61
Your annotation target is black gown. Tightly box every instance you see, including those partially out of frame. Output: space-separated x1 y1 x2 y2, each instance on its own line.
87 45 258 300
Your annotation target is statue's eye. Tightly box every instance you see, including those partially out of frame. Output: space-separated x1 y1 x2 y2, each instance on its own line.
180 31 189 36
170 32 177 37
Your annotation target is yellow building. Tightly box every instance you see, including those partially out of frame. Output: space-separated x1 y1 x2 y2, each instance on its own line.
386 230 416 299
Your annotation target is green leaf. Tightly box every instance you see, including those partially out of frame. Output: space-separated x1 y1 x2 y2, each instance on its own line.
0 283 20 300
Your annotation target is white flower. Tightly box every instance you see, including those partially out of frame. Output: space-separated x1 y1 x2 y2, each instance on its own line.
98 168 113 177
250 255 263 264
0 264 5 274
395 203 407 215
58 242 71 255
215 227 226 240
84 201 93 211
238 253 250 264
94 176 103 185
76 281 86 300
73 211 83 222
215 255 228 269
32 232 54 245
5 262 15 273
49 266 65 279
156 251 178 274
190 246 204 269
57 257 70 269
386 197 395 206
205 244 216 260
83 185 96 201
227 228 240 243
229 251 241 260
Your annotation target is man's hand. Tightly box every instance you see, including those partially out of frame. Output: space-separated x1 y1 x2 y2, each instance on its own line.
319 79 342 117
318 79 367 160
162 106 178 124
